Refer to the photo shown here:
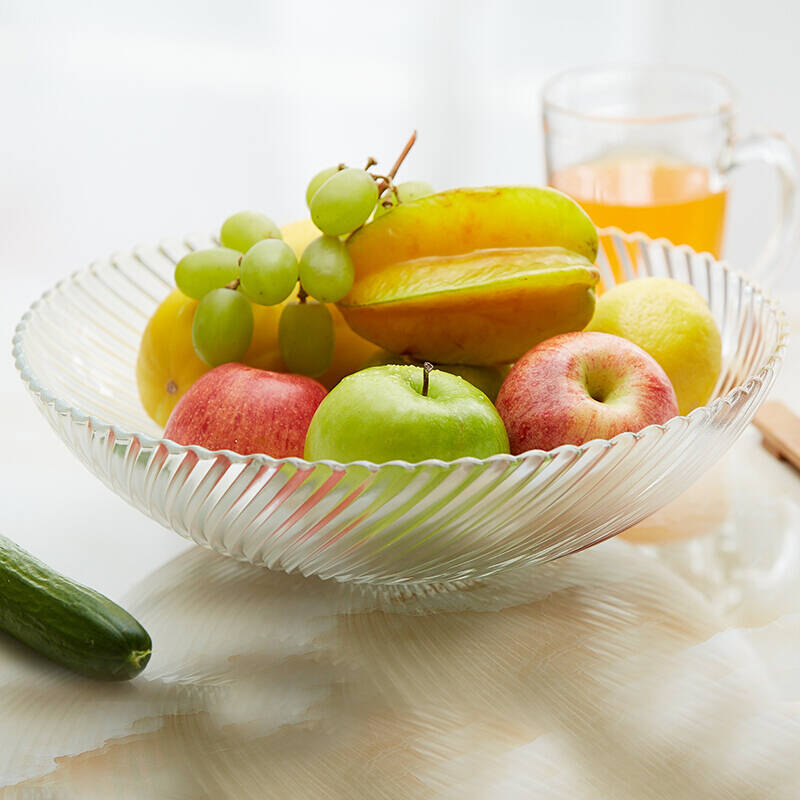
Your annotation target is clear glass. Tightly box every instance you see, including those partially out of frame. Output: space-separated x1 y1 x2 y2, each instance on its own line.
13 232 787 585
543 65 800 285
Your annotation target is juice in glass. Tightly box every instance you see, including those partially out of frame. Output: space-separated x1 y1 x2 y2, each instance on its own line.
550 155 728 259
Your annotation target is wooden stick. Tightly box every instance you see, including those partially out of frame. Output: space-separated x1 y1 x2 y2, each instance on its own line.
752 401 800 473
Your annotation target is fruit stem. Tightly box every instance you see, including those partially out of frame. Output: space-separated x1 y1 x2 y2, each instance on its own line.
364 156 377 170
422 361 433 397
377 183 401 210
297 284 308 304
375 130 417 195
387 131 417 181
225 278 240 291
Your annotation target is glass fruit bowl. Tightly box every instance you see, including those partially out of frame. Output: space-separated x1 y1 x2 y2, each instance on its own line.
13 230 787 584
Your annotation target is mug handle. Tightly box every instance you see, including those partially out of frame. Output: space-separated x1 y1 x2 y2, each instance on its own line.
724 130 800 286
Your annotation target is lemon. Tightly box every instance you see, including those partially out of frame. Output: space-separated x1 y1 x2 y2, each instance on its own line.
136 290 284 426
136 219 375 427
587 277 721 415
136 290 205 427
279 218 319 255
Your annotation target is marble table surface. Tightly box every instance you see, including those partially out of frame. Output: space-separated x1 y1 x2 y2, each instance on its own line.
0 297 797 799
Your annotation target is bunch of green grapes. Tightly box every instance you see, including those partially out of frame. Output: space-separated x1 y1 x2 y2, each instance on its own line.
291 140 431 377
174 210 298 368
174 133 431 379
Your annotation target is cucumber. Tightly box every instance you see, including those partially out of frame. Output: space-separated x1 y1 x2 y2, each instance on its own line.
0 535 151 680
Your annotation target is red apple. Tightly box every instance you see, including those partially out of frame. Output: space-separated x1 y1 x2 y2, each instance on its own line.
495 332 679 454
164 363 327 457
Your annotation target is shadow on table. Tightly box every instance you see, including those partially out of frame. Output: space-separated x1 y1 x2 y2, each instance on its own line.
2 528 800 799
622 432 800 626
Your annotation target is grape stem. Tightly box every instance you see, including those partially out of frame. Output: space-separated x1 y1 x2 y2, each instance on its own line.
225 278 240 291
421 361 433 397
375 130 417 196
379 184 400 209
345 131 418 243
297 285 308 304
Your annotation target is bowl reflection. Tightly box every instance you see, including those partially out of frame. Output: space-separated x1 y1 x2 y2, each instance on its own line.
3 529 800 798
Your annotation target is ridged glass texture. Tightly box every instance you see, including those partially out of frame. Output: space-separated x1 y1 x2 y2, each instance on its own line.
13 230 787 584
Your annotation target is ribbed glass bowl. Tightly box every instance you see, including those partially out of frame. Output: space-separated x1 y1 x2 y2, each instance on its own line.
13 230 787 584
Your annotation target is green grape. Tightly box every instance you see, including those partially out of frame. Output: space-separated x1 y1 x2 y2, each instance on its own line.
374 180 434 218
278 301 334 377
305 165 341 208
298 236 354 303
192 288 254 367
174 248 241 299
220 211 282 253
309 167 378 236
239 239 299 306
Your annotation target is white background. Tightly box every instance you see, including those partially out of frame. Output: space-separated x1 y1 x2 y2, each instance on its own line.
0 0 798 595
3 0 800 293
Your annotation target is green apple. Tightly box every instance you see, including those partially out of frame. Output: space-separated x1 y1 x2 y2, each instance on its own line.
304 364 510 463
362 350 511 402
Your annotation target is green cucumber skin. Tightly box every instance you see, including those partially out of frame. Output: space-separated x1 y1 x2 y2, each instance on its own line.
0 536 151 681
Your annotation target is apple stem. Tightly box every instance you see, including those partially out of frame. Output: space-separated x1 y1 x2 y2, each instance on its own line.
422 361 433 397
297 285 308 304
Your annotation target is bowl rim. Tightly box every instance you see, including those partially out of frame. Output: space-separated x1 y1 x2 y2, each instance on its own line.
12 228 789 474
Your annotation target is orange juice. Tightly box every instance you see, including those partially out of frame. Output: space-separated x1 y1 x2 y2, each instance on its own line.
550 156 727 259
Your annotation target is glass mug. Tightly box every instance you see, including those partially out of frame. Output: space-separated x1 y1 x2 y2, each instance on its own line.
542 65 800 285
